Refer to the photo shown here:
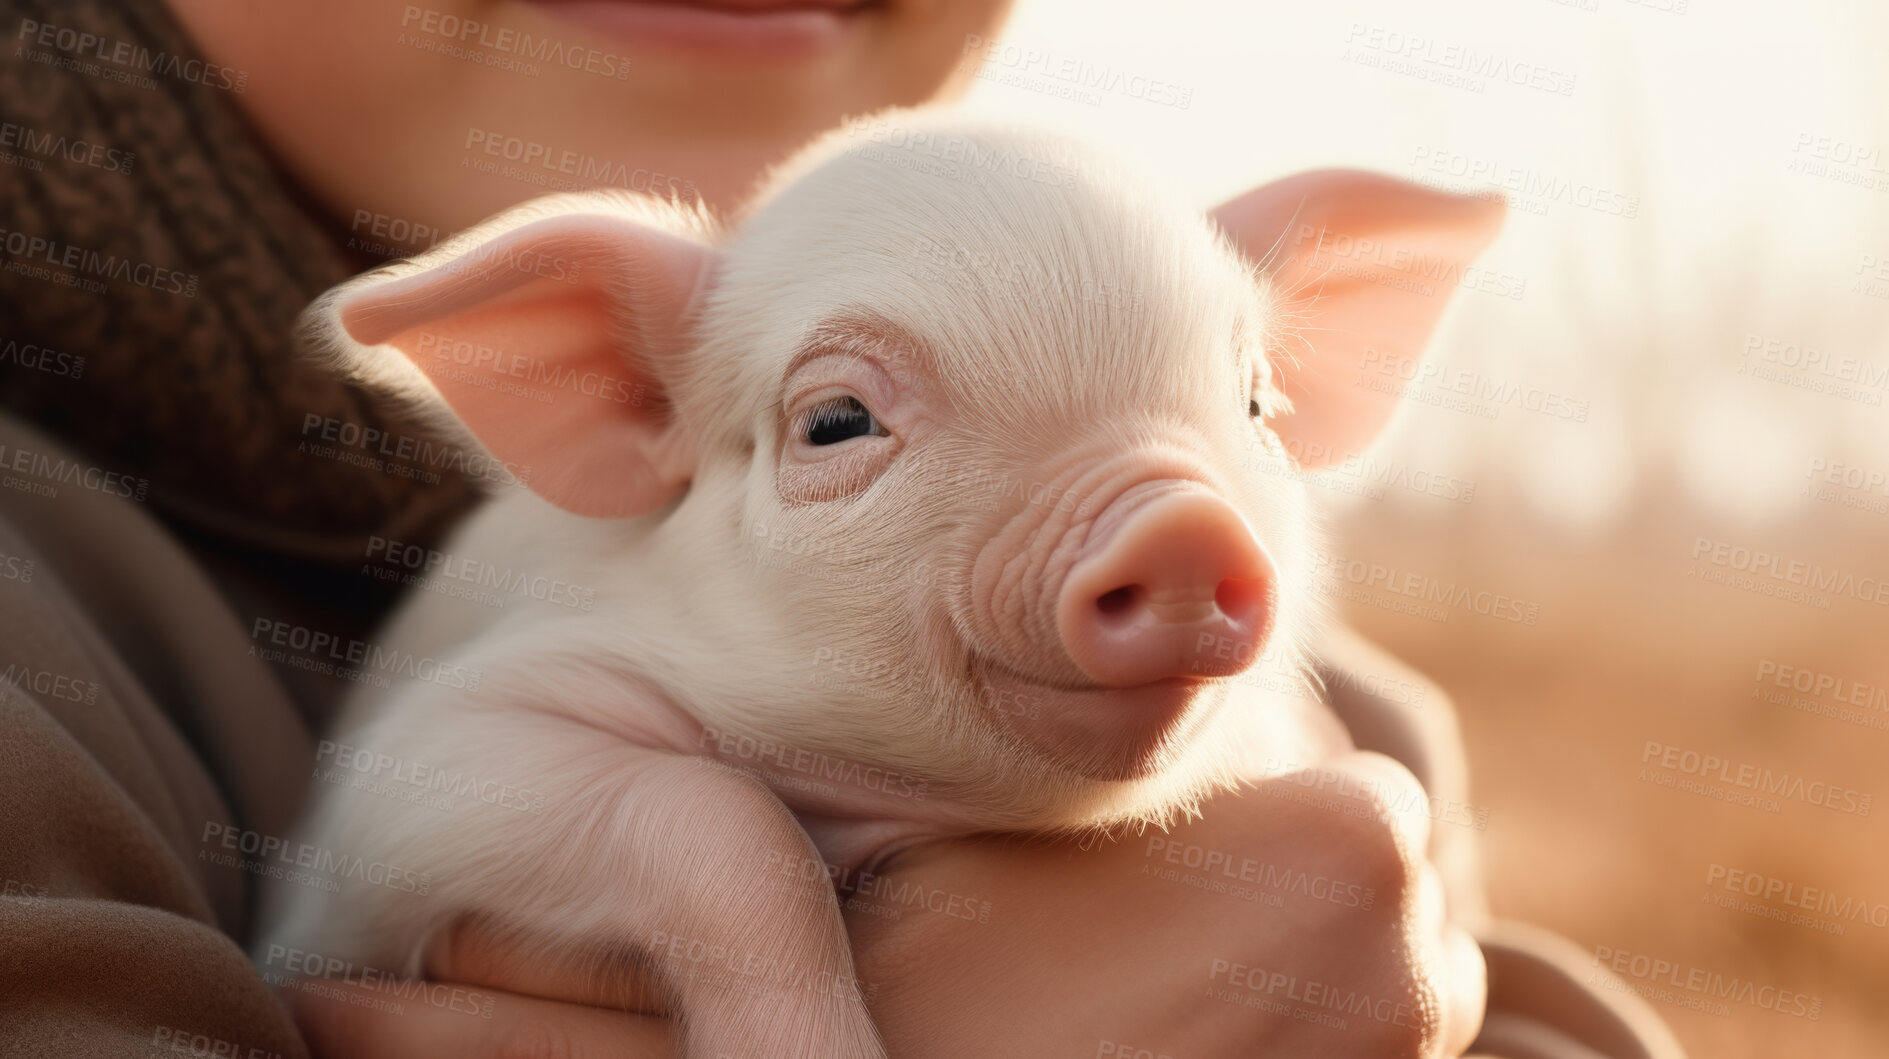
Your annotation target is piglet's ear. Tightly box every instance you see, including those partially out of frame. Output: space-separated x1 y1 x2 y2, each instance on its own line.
314 204 714 519
1213 171 1504 468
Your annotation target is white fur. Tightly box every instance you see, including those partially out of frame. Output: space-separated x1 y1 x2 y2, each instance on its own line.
261 111 1344 1058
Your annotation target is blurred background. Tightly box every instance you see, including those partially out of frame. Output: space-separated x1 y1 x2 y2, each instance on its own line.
958 1 1889 1055
7 0 1877 1052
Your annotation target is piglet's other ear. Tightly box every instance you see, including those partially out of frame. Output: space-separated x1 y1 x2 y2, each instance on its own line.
1213 171 1504 469
313 205 714 519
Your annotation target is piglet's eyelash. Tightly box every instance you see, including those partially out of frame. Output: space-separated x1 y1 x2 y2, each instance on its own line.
788 395 848 435
790 395 888 446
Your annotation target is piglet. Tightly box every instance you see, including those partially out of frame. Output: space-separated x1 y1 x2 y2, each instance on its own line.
259 110 1503 1057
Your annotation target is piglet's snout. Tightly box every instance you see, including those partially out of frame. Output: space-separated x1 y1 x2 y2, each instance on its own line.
1056 483 1275 686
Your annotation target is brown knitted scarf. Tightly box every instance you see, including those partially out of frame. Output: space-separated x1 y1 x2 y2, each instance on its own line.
1 0 481 718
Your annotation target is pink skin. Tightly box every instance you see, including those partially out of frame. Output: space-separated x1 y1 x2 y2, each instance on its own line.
968 468 1279 781
288 134 1505 1055
753 318 1297 800
340 240 1282 816
767 330 1282 787
320 156 1504 836
1055 483 1276 687
1032 480 1276 773
766 349 1284 800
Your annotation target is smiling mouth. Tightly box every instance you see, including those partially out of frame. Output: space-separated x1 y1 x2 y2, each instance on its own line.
520 0 877 60
970 658 1223 781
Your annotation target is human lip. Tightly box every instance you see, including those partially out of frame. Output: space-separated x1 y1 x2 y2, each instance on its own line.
519 0 875 61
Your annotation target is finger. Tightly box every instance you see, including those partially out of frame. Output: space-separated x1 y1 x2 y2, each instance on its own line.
285 976 675 1059
1408 814 1487 1056
1262 750 1436 856
1338 749 1436 857
1407 853 1487 1057
1438 925 1488 1057
425 916 671 1015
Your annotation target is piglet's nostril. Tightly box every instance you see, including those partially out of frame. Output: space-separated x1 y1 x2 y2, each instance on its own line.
1092 577 1263 629
1213 577 1268 625
1095 585 1143 622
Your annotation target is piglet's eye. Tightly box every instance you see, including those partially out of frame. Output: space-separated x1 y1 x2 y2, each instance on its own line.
1248 397 1263 418
803 395 887 446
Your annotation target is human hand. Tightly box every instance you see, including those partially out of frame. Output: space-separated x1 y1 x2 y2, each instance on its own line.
283 922 676 1058
290 753 1480 1058
844 751 1485 1058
